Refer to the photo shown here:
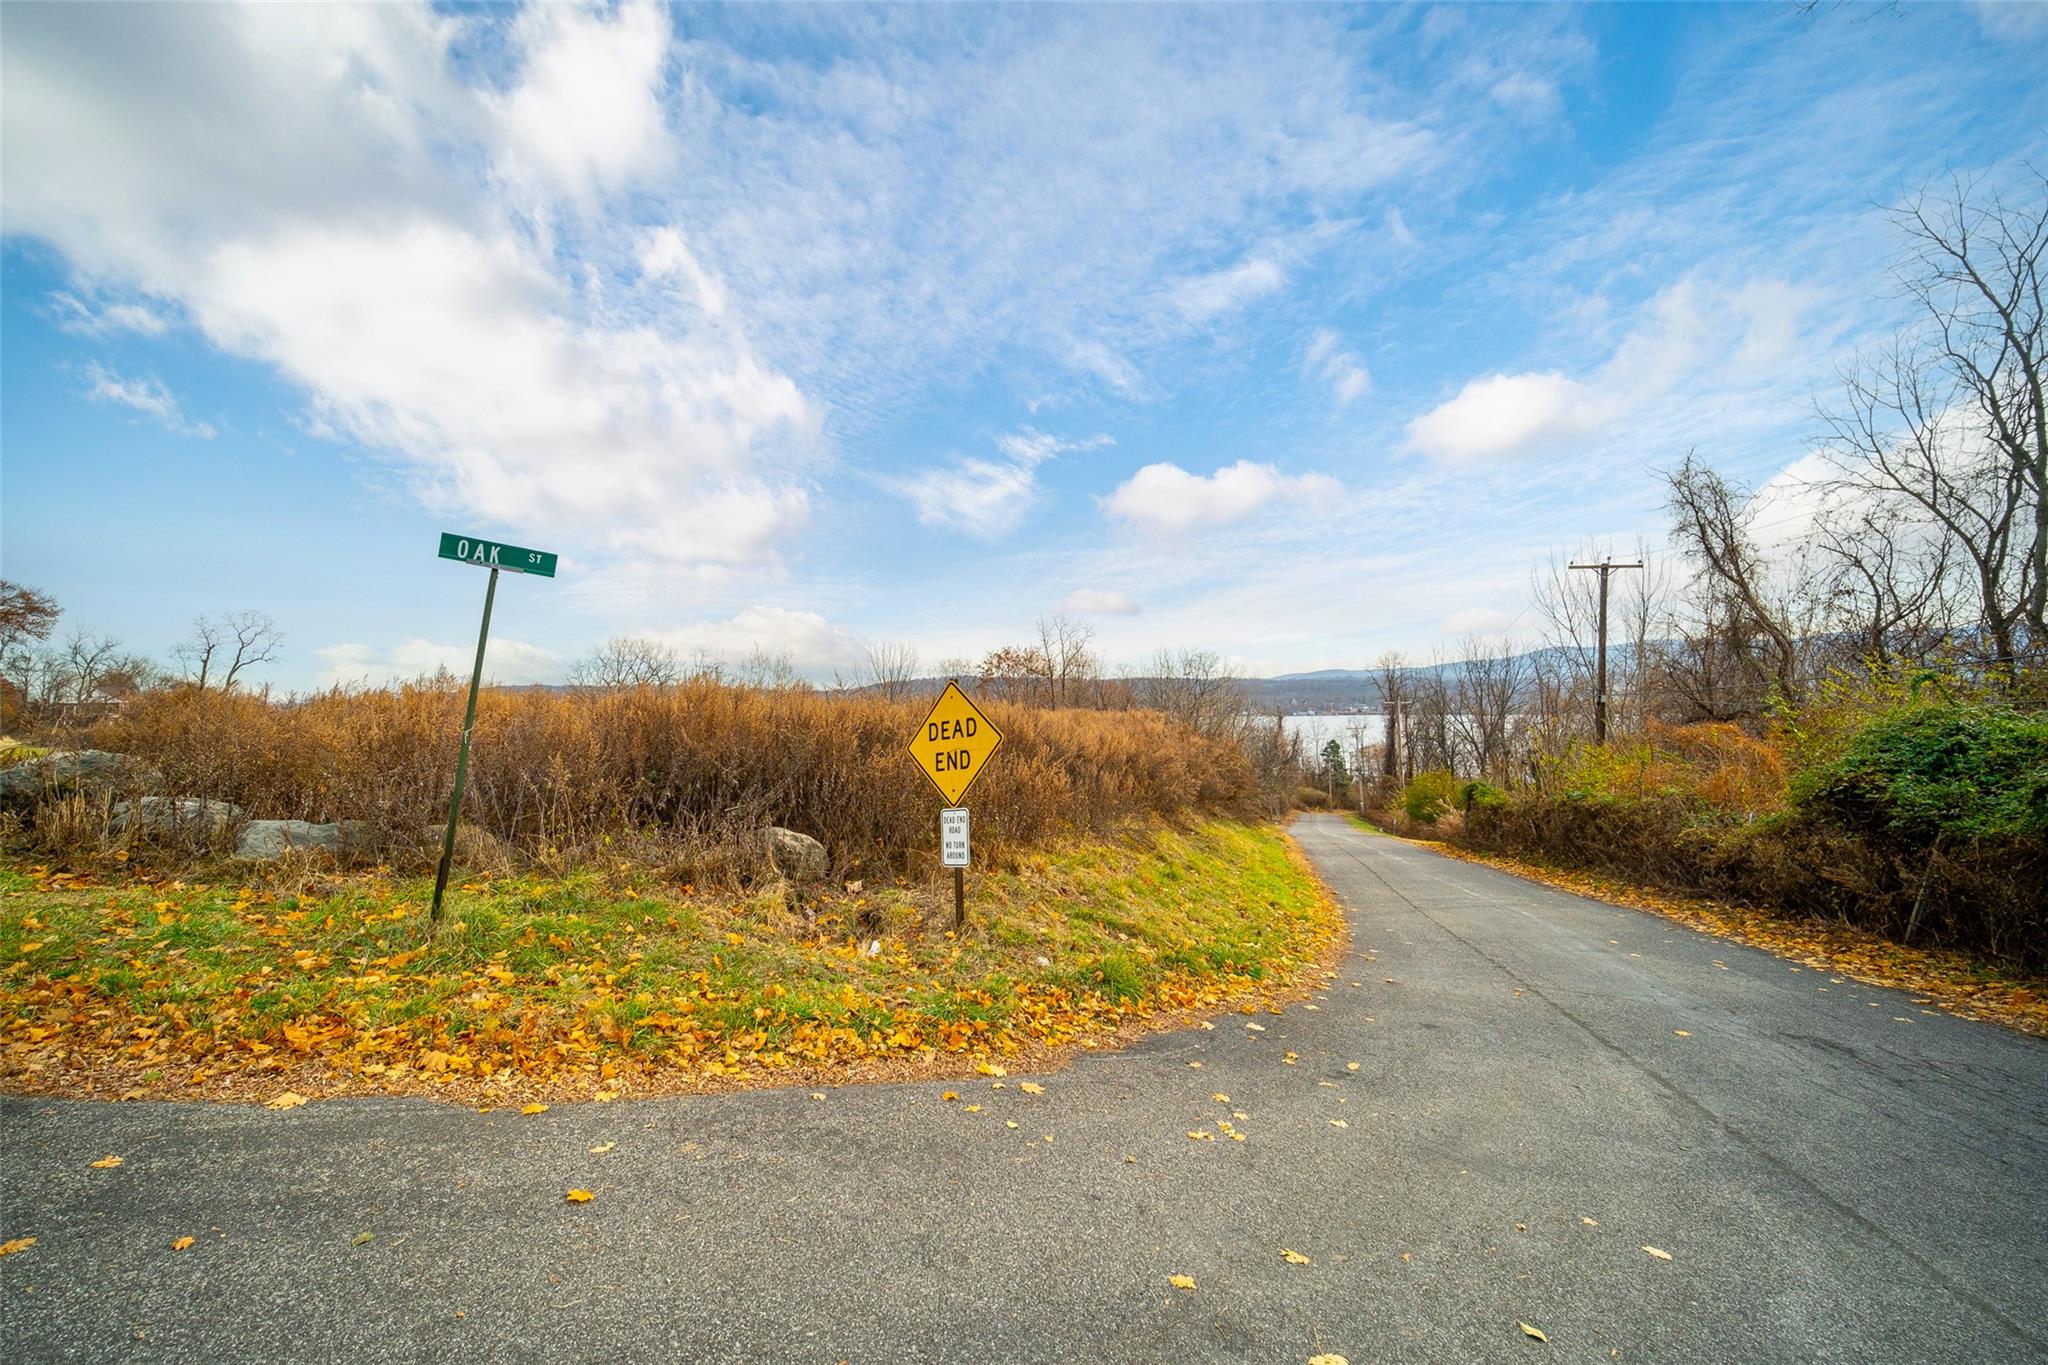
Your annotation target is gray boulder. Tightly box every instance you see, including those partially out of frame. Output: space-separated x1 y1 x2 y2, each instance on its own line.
113 796 245 839
234 819 343 860
0 750 161 814
767 826 828 883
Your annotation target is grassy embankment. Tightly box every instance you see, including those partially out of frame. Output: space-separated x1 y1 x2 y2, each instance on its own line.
0 820 1342 1102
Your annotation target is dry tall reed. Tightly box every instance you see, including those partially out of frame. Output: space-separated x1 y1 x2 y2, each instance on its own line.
86 681 1259 879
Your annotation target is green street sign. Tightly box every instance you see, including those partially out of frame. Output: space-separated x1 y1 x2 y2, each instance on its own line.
437 532 557 578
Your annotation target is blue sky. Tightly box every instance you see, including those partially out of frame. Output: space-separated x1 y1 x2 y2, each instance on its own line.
3 1 2045 689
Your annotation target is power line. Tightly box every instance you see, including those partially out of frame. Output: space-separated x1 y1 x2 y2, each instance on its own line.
1568 558 1644 744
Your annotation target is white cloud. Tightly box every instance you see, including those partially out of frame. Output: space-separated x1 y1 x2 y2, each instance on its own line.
1101 460 1340 533
896 457 1041 540
1405 276 1813 462
637 607 866 674
1304 328 1371 406
80 363 215 438
48 291 171 337
1405 370 1601 461
648 8 1454 408
896 428 1111 539
1065 340 1147 398
1059 588 1141 616
638 226 728 321
492 1 673 200
1167 255 1285 322
317 637 562 687
1488 73 1562 122
1 3 816 579
1973 1 2048 41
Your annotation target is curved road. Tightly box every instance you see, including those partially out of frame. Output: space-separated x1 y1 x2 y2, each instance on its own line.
3 815 2044 1362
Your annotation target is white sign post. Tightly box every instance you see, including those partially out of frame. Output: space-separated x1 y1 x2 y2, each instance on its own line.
940 807 970 869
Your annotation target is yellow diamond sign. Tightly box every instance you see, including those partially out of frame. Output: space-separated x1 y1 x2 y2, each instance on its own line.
906 681 1004 805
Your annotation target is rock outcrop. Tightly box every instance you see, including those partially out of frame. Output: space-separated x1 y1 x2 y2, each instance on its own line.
767 826 828 883
112 796 245 840
0 750 161 814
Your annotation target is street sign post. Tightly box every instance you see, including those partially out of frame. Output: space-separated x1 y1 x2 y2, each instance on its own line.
907 682 1002 930
438 532 557 578
906 681 1004 805
431 532 556 924
940 807 969 867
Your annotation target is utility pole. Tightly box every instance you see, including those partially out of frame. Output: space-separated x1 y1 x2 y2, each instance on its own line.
1569 557 1644 744
1382 696 1402 783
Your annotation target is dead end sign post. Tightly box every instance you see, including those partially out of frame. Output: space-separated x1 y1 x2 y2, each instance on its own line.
906 680 1003 930
431 533 556 924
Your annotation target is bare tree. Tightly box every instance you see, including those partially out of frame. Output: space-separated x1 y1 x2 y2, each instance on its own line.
569 636 685 689
175 610 284 691
1820 171 2047 667
1451 636 1528 784
1530 542 1667 748
1035 614 1097 707
1374 651 1409 782
1139 648 1246 739
0 581 60 724
735 648 805 690
1812 496 1959 666
977 643 1051 705
1404 653 1456 775
1664 453 1829 713
857 640 922 700
38 628 135 724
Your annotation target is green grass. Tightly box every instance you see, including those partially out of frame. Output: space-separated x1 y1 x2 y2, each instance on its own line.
1 820 1338 1093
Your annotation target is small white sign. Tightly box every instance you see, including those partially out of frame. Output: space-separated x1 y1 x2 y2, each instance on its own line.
940 807 970 868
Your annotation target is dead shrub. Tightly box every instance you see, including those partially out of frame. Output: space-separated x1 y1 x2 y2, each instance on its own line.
71 681 1259 883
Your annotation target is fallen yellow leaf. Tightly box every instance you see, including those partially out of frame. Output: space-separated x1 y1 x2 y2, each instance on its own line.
1580 1216 1598 1226
566 1189 593 1203
1642 1245 1672 1260
941 1092 959 1102
810 1093 825 1101
1211 1093 1229 1102
1018 1082 1044 1095
90 1155 123 1169
1308 1355 1349 1365
1187 1130 1215 1141
964 1104 983 1113
1346 1062 1360 1071
1329 1119 1349 1129
977 1062 1007 1077
521 1103 549 1116
265 1092 309 1111
1169 1274 1196 1291
0 1237 35 1258
1005 1121 1019 1129
1674 1030 1692 1037
588 1142 615 1155
1281 1248 1312 1264
1520 1321 1548 1342
170 1236 195 1251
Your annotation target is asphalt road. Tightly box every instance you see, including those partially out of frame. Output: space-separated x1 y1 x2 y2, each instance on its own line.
3 814 2044 1364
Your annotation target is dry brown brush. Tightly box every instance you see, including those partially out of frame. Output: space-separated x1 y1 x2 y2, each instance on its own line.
68 681 1260 880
